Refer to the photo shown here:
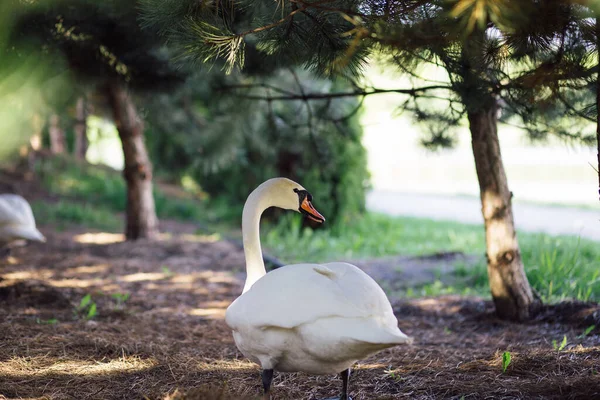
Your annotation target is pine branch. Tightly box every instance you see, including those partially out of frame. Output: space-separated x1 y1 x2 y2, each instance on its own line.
555 91 595 122
326 94 365 123
290 0 367 19
179 0 362 73
218 84 452 100
289 67 320 156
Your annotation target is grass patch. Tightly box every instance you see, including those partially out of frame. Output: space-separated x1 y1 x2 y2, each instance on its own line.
34 156 207 223
523 235 600 303
263 213 484 261
262 213 600 302
31 200 120 231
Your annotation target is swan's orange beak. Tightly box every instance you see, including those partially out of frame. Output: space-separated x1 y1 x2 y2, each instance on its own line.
300 197 325 223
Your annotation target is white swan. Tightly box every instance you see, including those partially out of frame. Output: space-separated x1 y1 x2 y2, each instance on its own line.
225 178 411 400
0 194 45 253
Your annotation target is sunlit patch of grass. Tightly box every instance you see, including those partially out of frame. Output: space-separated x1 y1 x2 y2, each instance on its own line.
0 355 157 377
73 232 125 244
194 359 256 372
403 279 489 298
263 213 484 262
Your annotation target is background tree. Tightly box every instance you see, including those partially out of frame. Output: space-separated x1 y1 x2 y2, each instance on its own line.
73 96 90 160
6 0 184 239
140 0 597 320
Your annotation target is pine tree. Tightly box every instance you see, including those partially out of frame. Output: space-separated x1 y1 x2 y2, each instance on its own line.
6 0 184 240
139 0 598 320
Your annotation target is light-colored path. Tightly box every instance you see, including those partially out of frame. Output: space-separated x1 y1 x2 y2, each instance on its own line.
367 191 600 241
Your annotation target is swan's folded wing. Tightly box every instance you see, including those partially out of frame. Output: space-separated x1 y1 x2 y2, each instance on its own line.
226 262 395 330
0 195 36 227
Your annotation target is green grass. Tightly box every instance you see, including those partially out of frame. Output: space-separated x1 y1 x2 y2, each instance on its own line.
262 213 600 302
31 200 121 231
523 235 600 302
34 156 207 226
263 213 485 261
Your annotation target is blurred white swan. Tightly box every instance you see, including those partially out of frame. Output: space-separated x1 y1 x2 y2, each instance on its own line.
0 194 45 251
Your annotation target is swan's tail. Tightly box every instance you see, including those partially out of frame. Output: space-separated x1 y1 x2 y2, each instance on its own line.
359 320 412 346
2 225 45 243
305 316 413 347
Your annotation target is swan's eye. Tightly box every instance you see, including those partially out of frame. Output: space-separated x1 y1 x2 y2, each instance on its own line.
294 189 308 205
293 188 307 201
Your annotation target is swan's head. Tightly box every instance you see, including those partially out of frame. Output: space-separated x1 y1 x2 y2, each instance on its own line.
266 178 325 224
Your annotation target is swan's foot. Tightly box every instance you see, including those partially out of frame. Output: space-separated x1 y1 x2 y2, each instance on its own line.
319 397 353 400
318 368 353 400
0 246 10 259
261 369 274 400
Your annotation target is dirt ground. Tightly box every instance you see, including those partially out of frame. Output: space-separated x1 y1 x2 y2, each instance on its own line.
1 219 599 400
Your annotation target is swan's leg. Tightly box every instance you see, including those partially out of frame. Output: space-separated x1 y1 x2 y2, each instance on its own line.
340 368 352 400
0 246 10 259
261 369 274 400
320 368 353 400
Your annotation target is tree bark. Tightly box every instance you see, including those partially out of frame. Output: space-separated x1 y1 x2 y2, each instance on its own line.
48 114 66 154
468 101 539 321
106 82 159 240
74 97 89 159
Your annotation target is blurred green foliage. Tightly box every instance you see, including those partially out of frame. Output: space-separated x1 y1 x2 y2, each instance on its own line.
144 69 370 228
0 1 75 161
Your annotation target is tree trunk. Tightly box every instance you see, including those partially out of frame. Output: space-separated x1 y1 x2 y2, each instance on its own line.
74 97 89 159
48 114 66 154
468 101 540 321
106 82 159 240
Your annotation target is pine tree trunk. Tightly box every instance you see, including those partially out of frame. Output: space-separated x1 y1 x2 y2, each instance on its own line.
48 114 66 154
468 101 539 321
74 97 89 159
106 82 158 240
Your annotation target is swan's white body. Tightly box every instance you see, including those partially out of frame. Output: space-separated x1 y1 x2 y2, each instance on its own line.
225 178 410 376
0 194 45 247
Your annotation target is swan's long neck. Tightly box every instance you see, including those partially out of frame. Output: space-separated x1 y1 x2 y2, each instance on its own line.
241 184 271 293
